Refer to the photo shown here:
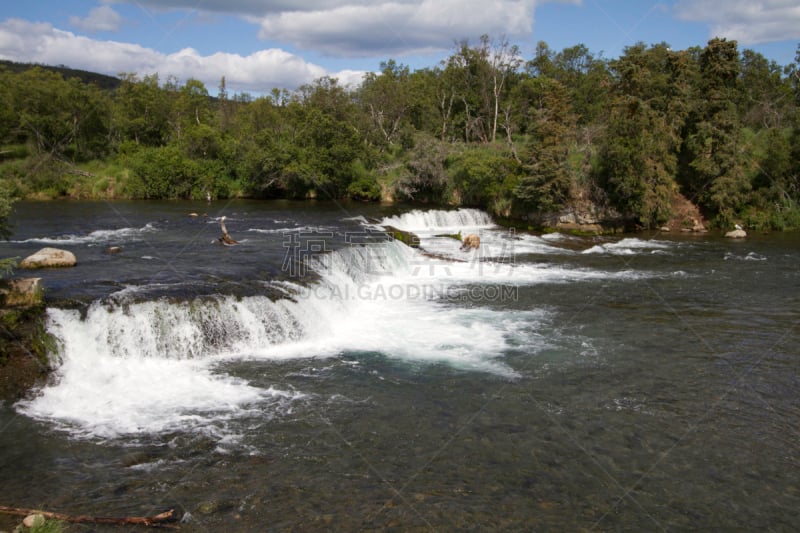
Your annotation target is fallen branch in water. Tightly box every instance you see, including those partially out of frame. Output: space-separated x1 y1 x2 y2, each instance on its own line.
218 216 239 245
0 505 179 528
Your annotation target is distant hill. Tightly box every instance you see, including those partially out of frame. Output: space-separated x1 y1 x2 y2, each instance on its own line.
0 60 121 90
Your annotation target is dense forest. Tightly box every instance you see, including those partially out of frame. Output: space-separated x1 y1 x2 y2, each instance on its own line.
1 36 799 230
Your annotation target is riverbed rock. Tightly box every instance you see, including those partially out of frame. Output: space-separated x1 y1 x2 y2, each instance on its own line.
725 228 747 238
19 247 77 269
105 246 122 254
383 226 420 248
681 217 706 233
532 200 625 234
22 514 45 528
0 278 43 308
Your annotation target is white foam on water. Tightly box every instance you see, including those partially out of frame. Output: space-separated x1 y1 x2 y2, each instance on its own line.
15 223 157 245
247 225 332 234
581 237 673 255
380 208 494 233
540 232 570 241
724 251 767 261
18 211 648 440
16 306 302 440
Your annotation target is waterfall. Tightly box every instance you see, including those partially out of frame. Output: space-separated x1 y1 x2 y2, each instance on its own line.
17 238 532 439
379 208 495 232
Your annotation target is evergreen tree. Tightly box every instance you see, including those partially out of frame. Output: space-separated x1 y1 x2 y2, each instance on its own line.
680 38 749 224
513 77 575 212
597 96 677 226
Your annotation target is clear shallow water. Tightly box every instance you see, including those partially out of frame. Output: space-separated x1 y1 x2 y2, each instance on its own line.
0 200 798 531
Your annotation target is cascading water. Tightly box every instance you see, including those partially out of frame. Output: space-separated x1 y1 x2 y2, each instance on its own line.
15 208 648 441
16 234 540 440
4 201 797 531
379 207 495 232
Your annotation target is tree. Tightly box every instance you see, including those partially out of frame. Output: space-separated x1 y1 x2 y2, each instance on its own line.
394 132 451 203
596 97 678 226
680 38 749 224
0 185 18 277
443 40 489 143
359 60 414 151
513 77 576 212
0 187 14 241
593 43 693 226
738 49 792 129
483 35 522 143
113 73 170 146
527 42 611 124
0 67 22 147
13 68 81 157
439 35 522 144
172 78 212 138
448 145 521 214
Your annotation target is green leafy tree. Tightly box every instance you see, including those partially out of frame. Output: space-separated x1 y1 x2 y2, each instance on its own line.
442 38 498 143
113 73 170 147
0 67 22 147
0 185 17 277
126 144 209 199
448 145 521 214
346 159 381 201
394 132 451 203
359 60 414 151
12 68 89 158
527 42 611 124
738 49 792 129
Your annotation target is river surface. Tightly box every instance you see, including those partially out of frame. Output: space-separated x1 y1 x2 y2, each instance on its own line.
0 200 798 531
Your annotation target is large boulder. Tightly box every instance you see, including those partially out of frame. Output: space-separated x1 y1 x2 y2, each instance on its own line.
725 228 747 238
0 278 43 307
19 247 77 269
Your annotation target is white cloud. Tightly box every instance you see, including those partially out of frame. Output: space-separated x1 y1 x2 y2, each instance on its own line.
675 0 800 44
257 0 541 56
120 0 578 58
69 5 123 33
123 0 418 17
0 18 355 93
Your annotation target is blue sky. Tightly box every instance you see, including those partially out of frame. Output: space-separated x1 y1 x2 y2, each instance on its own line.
1 1 798 95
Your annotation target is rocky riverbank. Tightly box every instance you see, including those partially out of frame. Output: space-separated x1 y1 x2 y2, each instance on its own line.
0 278 58 402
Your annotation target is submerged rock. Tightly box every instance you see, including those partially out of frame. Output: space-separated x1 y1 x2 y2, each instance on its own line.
19 247 77 269
383 226 420 248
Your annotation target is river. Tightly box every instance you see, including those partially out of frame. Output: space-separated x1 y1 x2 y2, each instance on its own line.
0 200 798 531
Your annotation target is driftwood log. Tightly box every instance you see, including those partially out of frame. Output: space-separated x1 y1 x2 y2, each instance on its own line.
218 216 238 245
0 505 179 528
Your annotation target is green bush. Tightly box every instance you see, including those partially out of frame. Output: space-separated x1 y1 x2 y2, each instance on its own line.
125 145 234 199
346 160 381 201
447 146 521 208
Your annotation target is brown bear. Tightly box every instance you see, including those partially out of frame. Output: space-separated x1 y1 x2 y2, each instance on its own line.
460 233 480 251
